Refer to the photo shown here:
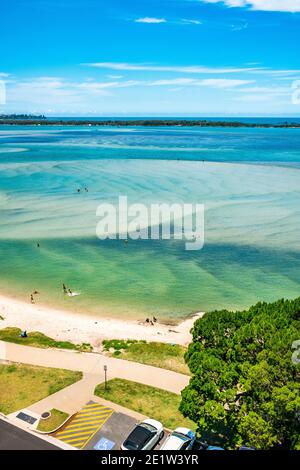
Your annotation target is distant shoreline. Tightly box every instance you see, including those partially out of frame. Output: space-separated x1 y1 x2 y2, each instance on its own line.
1 119 300 128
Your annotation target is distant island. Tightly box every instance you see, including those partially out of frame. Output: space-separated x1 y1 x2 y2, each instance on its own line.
0 118 300 128
0 114 46 120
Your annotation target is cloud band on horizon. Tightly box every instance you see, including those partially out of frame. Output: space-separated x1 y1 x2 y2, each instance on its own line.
201 0 300 13
135 17 167 23
83 62 263 74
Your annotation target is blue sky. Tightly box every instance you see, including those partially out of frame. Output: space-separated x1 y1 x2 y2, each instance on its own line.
1 0 300 116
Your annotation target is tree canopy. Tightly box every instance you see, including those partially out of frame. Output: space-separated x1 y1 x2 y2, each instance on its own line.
180 297 300 449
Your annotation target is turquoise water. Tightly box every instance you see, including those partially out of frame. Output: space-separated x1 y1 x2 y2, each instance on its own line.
0 125 300 320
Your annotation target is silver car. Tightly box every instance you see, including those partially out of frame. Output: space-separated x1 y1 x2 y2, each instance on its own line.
160 427 196 450
121 419 164 450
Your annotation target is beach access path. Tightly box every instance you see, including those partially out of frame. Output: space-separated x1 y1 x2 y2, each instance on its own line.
1 341 190 399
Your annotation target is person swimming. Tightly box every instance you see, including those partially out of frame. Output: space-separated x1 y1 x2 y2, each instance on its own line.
62 283 67 294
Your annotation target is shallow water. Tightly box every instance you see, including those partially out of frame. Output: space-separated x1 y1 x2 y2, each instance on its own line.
0 125 299 320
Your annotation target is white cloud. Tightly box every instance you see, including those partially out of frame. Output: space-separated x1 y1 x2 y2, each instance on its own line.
261 69 300 77
107 75 123 79
135 17 167 24
231 22 248 31
76 80 140 91
237 85 290 94
84 62 263 74
199 78 253 88
201 0 300 12
76 77 253 89
148 78 198 86
181 18 202 24
148 78 253 88
235 94 277 102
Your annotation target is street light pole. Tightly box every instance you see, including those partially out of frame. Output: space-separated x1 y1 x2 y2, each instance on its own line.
104 365 107 390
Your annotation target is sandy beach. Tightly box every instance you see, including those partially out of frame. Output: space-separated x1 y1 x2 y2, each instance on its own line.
0 294 204 350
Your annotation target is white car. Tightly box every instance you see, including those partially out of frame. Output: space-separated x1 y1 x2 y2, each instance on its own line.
160 427 196 450
121 419 164 450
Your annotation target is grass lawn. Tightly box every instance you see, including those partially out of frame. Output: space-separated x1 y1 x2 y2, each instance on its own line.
94 378 196 431
0 363 82 415
102 339 190 375
37 409 69 433
0 327 92 352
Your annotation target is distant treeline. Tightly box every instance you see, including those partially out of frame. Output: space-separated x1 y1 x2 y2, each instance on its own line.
0 114 46 120
0 118 300 128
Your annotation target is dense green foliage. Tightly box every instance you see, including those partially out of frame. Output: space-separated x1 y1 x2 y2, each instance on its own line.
180 298 300 449
0 114 45 120
1 119 299 128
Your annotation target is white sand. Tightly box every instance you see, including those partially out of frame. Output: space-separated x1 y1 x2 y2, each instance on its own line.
0 294 204 350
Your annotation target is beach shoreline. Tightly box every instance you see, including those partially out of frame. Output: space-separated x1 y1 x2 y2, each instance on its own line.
0 293 204 349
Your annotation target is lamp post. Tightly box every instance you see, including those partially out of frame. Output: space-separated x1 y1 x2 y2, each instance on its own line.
104 365 107 390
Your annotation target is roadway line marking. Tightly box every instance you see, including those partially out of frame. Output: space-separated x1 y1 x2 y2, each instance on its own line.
58 423 100 432
83 403 102 408
58 430 98 440
58 421 106 432
80 406 111 415
81 412 113 449
56 425 100 436
55 403 113 450
69 412 109 423
69 415 111 425
72 410 111 419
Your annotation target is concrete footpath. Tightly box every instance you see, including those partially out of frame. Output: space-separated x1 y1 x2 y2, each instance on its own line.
1 340 190 395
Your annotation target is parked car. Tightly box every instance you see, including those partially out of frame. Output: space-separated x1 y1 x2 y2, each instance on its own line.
160 428 196 450
121 419 164 450
207 445 225 450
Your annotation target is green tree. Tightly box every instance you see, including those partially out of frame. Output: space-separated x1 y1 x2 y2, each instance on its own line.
180 298 300 449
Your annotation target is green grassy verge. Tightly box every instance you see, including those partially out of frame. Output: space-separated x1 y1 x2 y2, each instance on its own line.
94 378 195 431
102 339 190 375
0 363 82 415
37 409 69 433
0 327 92 352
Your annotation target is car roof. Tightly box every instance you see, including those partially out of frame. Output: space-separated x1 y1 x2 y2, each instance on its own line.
161 435 185 450
124 425 154 450
143 418 162 430
161 428 194 450
174 427 193 436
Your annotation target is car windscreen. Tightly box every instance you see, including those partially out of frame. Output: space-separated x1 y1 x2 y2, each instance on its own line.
123 424 155 450
172 431 191 442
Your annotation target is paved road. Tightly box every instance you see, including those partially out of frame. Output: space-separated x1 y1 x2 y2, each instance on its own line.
1 341 189 394
0 419 59 450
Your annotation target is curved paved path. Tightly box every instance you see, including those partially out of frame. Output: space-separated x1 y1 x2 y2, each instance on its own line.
1 341 190 395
